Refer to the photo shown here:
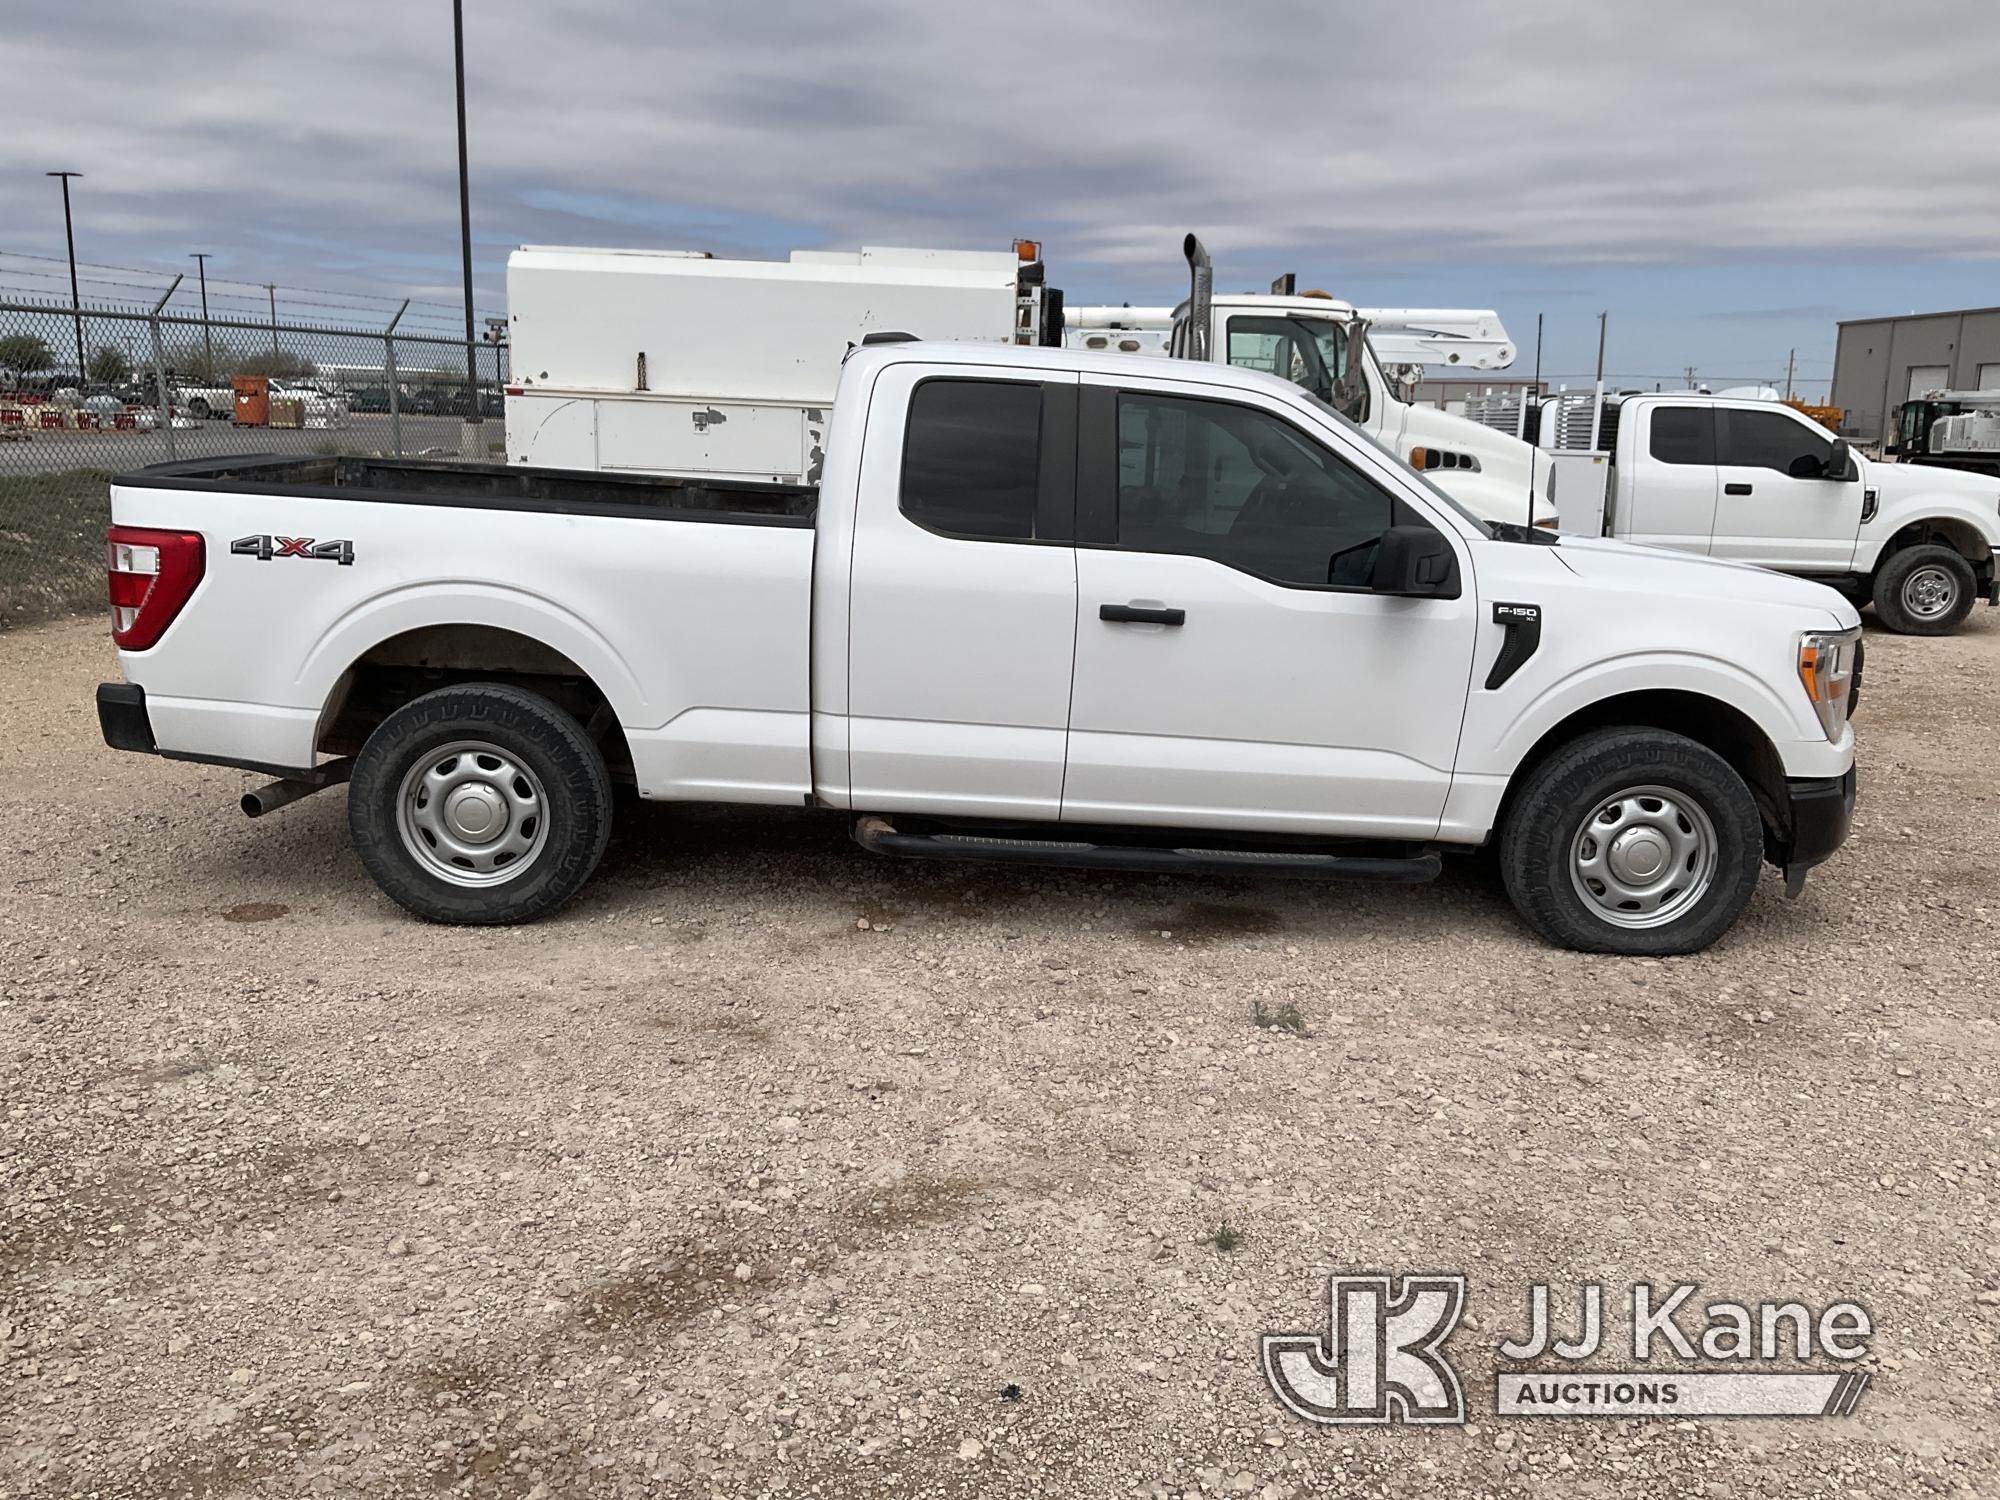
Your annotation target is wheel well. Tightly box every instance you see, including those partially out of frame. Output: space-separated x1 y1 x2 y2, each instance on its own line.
1499 690 1789 857
1876 517 1991 573
316 624 633 779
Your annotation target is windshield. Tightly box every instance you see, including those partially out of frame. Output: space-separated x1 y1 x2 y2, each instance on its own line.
1224 314 1368 423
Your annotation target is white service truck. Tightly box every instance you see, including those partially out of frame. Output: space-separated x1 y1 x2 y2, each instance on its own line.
99 341 1860 955
1070 238 1556 528
504 241 1059 486
1542 391 2000 633
502 237 1556 529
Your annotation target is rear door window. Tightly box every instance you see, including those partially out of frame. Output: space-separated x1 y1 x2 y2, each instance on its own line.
900 379 1043 540
1648 406 1716 465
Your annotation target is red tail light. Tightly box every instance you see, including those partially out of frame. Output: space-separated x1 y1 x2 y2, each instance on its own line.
107 526 205 650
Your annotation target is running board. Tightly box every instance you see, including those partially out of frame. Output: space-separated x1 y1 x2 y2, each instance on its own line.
851 815 1440 883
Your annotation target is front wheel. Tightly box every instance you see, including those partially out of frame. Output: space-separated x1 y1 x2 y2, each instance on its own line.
1873 544 1975 635
1499 727 1763 955
348 683 613 924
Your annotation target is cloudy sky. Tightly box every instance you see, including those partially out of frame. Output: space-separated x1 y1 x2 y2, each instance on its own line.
6 0 1998 396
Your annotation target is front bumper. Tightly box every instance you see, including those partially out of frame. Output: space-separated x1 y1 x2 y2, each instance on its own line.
1778 764 1856 896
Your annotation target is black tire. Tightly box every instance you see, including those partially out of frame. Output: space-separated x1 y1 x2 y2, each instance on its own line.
348 683 612 924
1873 544 1976 635
187 396 210 420
1499 727 1763 956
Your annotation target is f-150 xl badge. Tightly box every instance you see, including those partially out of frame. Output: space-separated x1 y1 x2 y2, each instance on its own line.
231 534 355 565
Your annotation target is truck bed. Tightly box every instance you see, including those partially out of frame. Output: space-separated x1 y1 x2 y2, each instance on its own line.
121 453 817 526
108 452 819 800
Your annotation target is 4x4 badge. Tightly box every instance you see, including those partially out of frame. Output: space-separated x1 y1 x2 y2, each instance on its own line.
231 534 355 565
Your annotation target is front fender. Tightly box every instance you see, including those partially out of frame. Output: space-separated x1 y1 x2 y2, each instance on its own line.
1859 491 2000 569
1470 648 1831 780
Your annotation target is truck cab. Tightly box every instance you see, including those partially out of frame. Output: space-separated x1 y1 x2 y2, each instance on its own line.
1160 290 1551 529
1603 393 2000 632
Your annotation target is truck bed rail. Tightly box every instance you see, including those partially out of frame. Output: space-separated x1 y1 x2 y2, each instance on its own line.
117 454 817 526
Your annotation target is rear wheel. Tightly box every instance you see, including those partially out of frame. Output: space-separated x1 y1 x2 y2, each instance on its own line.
1873 544 1975 635
348 683 612 924
1499 727 1763 955
187 396 211 420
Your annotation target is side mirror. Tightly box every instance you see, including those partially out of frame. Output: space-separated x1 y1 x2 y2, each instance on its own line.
1825 437 1854 480
1332 316 1371 421
1371 524 1461 598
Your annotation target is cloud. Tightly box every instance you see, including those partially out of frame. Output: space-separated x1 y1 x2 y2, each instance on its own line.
3 0 1996 317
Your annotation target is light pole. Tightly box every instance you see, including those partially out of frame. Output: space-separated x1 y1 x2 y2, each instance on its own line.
189 253 214 373
454 0 479 432
46 171 85 385
264 283 279 359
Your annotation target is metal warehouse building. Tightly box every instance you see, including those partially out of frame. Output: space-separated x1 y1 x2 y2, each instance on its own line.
1831 305 2000 446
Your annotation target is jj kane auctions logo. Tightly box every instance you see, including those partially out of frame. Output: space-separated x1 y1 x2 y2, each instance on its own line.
1264 1275 1872 1424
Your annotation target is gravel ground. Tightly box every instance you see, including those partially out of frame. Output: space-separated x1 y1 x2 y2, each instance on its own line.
2 608 1997 1499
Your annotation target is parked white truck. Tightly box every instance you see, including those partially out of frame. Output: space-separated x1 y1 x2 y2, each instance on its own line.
504 241 1058 486
1547 391 2000 633
98 342 1859 954
1076 238 1557 528
502 236 1557 529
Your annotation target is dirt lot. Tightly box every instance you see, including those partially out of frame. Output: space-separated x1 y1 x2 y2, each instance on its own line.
3 609 1998 1499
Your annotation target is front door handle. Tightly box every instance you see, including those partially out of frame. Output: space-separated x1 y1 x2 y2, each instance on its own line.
1100 603 1185 626
1724 482 1754 496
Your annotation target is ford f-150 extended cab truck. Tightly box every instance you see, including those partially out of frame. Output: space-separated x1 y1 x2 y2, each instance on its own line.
96 343 1861 954
1580 392 2000 634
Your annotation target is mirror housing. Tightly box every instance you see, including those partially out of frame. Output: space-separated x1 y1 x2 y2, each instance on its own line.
1371 525 1461 598
1825 437 1854 480
1332 316 1371 421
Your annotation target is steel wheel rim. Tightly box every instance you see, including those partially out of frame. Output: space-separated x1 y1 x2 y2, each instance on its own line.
1902 565 1957 619
395 740 550 888
1569 783 1718 930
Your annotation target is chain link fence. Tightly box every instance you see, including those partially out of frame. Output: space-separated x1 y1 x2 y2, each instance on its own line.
0 297 508 629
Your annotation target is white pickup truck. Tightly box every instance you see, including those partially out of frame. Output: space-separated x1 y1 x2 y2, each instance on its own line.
1580 393 2000 634
97 343 1860 954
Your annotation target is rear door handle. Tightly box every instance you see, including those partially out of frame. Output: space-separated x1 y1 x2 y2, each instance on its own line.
1100 603 1185 626
1724 482 1754 496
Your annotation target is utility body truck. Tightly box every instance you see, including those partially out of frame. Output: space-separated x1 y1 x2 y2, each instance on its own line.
1533 389 2000 633
501 237 1556 528
1895 389 2000 479
503 241 1060 487
99 341 1860 954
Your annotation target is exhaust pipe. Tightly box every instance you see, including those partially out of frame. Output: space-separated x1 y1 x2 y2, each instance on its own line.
240 757 353 818
1182 233 1213 363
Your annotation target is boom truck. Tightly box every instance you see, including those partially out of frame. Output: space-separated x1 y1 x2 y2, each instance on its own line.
502 236 1556 528
1064 245 1555 529
1894 389 2000 479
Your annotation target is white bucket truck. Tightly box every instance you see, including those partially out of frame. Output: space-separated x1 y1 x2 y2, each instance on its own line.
1067 238 1555 529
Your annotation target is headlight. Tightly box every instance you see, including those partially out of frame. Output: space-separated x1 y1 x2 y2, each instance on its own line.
1797 628 1862 742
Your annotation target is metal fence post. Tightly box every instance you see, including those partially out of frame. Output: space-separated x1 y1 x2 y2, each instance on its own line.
385 300 408 458
149 276 183 464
